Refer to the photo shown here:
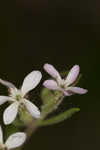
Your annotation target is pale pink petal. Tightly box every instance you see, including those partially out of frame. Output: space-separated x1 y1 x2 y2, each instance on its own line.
43 80 59 90
44 64 61 80
0 78 16 89
65 65 80 86
0 126 3 144
24 100 40 119
60 88 72 96
0 96 11 105
5 132 26 149
3 102 19 125
21 71 42 96
69 87 88 94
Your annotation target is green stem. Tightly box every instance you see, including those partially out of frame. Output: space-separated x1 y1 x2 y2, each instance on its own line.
17 92 65 150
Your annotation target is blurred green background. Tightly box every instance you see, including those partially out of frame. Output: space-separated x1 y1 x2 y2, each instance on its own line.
0 0 99 150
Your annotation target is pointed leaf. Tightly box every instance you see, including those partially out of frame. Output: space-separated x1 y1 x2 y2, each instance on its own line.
41 97 57 115
41 88 64 115
39 108 80 126
13 108 33 127
41 88 55 104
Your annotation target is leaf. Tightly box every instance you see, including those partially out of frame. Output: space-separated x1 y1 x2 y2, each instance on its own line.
13 108 33 127
41 96 57 115
41 88 55 104
39 108 80 126
41 88 65 117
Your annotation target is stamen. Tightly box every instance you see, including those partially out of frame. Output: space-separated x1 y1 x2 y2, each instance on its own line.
15 95 22 101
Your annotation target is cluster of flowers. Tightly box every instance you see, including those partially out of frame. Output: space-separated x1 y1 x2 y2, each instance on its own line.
0 64 87 150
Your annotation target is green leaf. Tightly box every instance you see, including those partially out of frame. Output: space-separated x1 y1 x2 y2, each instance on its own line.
41 88 55 104
39 108 80 126
41 89 64 115
41 96 57 114
13 108 33 127
41 87 65 117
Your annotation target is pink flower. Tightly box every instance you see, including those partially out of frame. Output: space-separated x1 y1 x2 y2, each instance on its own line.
43 64 88 96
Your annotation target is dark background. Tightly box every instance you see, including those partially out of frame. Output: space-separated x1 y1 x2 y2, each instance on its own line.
0 0 99 150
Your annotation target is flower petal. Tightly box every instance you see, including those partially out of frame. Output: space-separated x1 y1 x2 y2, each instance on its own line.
0 96 11 105
24 99 40 119
44 64 61 80
43 80 59 90
65 65 80 86
0 126 3 144
60 88 72 96
69 87 88 94
0 78 16 89
3 102 19 125
5 132 26 149
21 71 42 96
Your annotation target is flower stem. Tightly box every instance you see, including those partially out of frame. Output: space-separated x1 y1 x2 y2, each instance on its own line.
17 92 65 150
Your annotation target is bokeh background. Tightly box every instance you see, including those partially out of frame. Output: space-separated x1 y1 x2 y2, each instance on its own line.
0 0 99 150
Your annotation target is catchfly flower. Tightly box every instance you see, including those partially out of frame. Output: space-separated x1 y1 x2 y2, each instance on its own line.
43 64 88 96
0 125 26 150
0 71 42 125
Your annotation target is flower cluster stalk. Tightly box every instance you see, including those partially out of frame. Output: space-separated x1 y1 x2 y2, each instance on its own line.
25 91 64 140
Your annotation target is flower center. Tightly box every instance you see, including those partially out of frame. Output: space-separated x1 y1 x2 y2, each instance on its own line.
15 94 22 101
10 89 24 102
60 84 65 88
59 79 66 89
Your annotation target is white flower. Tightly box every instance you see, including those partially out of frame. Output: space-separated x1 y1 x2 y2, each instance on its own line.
43 64 88 96
0 125 26 150
0 71 42 125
